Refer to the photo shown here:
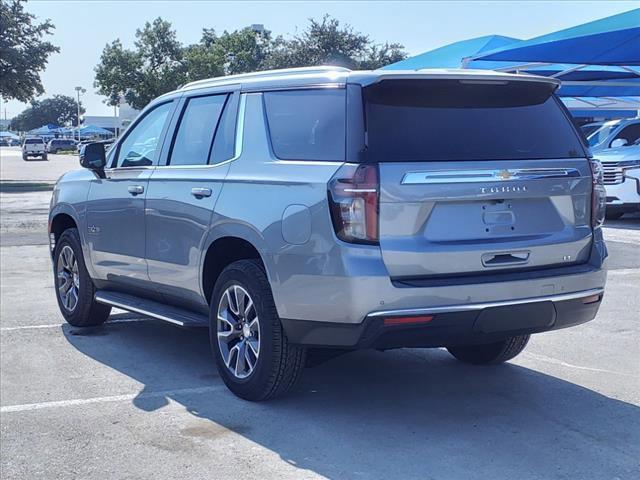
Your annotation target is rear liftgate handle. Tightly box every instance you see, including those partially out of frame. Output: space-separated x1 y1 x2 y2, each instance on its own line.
481 251 530 267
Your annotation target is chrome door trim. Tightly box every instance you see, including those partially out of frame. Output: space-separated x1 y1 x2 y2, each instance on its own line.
367 288 604 318
401 168 582 185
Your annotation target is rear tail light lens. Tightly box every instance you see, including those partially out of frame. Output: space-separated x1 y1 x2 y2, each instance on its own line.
328 163 379 244
589 159 606 228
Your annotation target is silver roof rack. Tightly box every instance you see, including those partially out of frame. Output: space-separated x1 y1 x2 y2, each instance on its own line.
181 66 351 90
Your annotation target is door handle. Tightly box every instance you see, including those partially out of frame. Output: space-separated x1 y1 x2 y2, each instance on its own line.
191 187 212 198
128 185 145 196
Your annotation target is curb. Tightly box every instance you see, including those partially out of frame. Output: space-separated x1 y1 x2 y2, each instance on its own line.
0 181 55 192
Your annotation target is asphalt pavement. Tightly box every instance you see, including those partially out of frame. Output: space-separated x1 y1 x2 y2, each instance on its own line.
0 146 638 479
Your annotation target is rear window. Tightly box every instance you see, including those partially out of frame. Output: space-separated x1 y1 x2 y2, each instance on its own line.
363 80 585 162
263 89 345 161
25 138 43 144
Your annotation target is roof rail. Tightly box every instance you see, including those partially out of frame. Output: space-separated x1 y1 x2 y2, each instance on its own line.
181 66 351 90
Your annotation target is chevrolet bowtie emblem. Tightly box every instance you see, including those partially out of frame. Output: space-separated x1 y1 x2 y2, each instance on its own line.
496 169 513 180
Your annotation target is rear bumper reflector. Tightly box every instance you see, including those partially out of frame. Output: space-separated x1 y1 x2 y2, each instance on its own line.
383 315 434 326
581 294 601 305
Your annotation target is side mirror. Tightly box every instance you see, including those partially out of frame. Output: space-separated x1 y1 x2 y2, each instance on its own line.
610 138 628 148
79 142 107 177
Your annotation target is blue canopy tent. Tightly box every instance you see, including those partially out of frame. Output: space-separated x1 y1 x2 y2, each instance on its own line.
78 124 114 138
26 124 60 138
383 35 520 69
471 9 640 66
0 131 20 140
382 35 640 88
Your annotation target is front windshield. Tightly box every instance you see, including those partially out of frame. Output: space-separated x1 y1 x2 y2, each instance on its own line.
580 124 602 137
587 122 619 147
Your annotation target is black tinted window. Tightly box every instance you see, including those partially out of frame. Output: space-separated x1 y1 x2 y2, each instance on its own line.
264 89 345 161
210 96 237 164
364 80 584 161
25 138 43 144
169 94 228 166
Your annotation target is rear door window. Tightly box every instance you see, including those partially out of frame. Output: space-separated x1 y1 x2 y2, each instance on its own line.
263 89 345 161
363 80 585 162
169 94 229 166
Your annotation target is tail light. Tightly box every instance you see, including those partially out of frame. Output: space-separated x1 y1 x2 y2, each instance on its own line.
589 159 606 228
328 163 379 244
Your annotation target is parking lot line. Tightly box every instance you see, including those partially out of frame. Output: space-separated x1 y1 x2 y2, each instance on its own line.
0 317 151 332
0 385 225 414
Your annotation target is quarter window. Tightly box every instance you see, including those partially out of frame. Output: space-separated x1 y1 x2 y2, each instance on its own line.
114 102 173 168
263 89 346 161
169 94 228 166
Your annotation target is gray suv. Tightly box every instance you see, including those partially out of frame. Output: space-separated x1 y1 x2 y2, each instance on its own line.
49 67 608 400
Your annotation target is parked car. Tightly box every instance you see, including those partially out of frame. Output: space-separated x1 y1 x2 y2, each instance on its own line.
49 67 607 401
587 117 640 153
22 137 47 161
47 138 77 154
579 121 605 138
0 137 17 146
595 138 640 219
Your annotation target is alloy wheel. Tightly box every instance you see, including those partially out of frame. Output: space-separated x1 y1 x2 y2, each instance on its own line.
217 284 260 379
57 245 80 312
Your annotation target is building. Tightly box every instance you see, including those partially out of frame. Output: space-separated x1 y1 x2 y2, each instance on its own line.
82 100 139 136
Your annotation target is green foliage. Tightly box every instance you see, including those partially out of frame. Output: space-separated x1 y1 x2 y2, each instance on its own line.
9 95 84 131
95 18 186 110
0 0 59 102
94 15 407 109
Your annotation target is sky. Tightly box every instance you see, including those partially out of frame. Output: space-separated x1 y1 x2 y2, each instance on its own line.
2 0 637 119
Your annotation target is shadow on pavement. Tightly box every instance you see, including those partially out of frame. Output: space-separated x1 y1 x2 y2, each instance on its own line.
604 213 640 231
64 319 640 479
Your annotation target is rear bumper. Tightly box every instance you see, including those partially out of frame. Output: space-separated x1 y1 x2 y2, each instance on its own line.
282 288 603 348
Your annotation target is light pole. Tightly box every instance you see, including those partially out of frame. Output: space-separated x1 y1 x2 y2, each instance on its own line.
74 86 86 141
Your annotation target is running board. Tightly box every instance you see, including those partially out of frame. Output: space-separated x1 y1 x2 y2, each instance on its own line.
95 291 209 327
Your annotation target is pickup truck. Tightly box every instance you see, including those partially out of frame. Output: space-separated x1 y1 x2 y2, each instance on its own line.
22 137 48 161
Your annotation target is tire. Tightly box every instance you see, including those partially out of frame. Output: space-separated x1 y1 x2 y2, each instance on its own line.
42 154 48 161
447 335 530 365
209 259 306 401
53 228 111 327
22 154 27 161
605 211 624 220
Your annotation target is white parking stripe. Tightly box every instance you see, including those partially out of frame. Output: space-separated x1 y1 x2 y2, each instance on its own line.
1 385 225 413
0 317 151 332
523 352 636 378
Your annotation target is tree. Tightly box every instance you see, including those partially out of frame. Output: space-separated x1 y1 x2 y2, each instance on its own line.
94 18 185 110
94 40 143 107
94 16 406 109
184 27 272 82
267 15 406 70
0 0 59 102
9 95 84 131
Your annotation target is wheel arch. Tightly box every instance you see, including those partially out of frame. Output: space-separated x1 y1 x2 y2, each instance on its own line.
201 235 270 304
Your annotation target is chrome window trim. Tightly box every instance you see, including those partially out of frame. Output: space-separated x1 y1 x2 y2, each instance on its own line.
401 167 582 185
367 288 604 318
153 92 246 170
242 83 345 93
